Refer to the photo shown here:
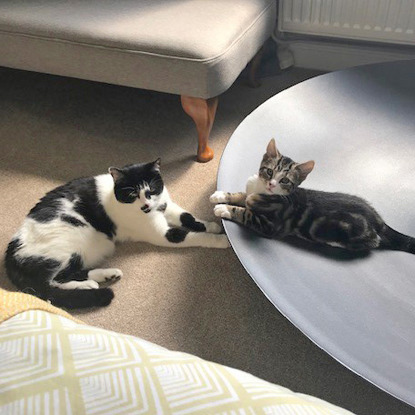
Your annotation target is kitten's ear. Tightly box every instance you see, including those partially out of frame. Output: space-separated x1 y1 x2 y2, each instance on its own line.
108 167 124 182
152 158 161 172
264 138 281 159
296 160 315 182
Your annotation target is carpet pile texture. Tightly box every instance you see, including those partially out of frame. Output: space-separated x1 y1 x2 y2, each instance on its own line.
0 66 412 415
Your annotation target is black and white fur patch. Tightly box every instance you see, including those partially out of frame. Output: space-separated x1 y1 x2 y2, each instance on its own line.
5 160 228 309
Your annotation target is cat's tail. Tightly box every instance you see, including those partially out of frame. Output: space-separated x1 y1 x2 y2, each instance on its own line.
379 224 415 254
5 241 114 309
44 287 114 309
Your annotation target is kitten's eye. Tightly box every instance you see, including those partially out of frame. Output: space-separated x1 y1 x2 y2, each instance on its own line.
280 178 290 184
145 190 151 199
267 168 273 177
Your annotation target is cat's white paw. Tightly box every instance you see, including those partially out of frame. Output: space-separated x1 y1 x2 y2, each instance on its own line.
210 191 228 204
88 268 123 283
213 234 230 248
78 280 99 290
214 204 231 219
205 221 222 234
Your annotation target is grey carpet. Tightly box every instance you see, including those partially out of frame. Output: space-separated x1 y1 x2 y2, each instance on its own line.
0 66 413 415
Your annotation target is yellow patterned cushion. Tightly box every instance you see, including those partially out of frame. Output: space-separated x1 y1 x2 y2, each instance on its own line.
0 288 82 324
0 309 354 415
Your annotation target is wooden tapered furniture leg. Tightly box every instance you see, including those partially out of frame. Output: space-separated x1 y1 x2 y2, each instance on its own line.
181 95 218 163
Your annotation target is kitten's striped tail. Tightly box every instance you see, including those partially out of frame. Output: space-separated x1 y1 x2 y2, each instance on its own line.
380 225 415 254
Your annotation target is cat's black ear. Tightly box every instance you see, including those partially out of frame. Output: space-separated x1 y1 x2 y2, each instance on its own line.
264 138 281 159
152 158 161 172
108 167 124 182
296 160 315 182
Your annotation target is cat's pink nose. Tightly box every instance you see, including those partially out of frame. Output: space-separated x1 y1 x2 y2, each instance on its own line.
141 204 150 212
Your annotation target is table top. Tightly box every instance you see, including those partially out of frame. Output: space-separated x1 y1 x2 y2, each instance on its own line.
218 60 415 407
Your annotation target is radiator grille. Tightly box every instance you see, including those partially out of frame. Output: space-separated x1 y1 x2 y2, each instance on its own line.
278 0 415 45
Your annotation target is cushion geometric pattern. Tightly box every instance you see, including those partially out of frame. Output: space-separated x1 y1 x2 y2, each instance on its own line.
0 310 355 415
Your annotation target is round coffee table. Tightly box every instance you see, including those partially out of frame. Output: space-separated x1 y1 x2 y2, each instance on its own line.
218 60 415 407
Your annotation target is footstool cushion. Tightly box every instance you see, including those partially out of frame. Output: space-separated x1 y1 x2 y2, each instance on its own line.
0 0 276 98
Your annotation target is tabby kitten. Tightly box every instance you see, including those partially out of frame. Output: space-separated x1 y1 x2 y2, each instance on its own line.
6 159 229 309
211 139 415 254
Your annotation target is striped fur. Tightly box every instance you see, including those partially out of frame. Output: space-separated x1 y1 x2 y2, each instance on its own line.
213 139 415 254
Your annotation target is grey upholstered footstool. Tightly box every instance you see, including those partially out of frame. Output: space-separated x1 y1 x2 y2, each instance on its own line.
0 0 276 162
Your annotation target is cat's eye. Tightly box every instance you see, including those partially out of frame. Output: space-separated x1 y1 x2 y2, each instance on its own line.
267 168 273 177
280 178 290 184
122 187 138 198
145 190 151 199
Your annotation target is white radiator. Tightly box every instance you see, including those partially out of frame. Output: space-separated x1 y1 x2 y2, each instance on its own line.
278 0 415 46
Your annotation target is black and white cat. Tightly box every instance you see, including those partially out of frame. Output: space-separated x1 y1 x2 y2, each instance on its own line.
5 159 229 309
211 139 415 254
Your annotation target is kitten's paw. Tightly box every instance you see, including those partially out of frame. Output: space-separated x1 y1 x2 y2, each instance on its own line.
205 221 222 234
214 204 231 219
88 268 123 283
210 191 228 204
